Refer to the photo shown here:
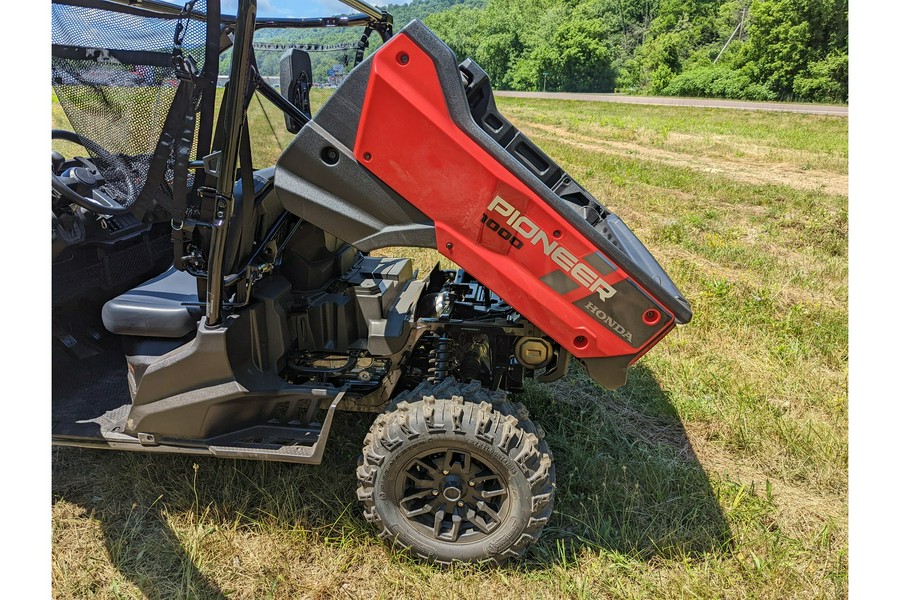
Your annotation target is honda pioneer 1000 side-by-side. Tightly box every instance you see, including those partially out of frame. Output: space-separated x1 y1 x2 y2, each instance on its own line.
51 0 691 564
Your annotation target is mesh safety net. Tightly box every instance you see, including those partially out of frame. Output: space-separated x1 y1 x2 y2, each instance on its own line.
51 0 219 216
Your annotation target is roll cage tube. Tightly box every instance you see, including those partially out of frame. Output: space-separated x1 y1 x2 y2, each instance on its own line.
205 0 255 327
85 0 393 36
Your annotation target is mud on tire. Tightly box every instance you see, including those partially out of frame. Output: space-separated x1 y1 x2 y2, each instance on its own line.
356 378 555 565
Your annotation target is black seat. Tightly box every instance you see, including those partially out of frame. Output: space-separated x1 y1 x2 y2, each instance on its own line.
102 266 203 338
102 169 280 339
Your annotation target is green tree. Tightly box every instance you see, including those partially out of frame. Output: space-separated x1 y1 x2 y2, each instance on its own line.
741 0 848 101
510 19 616 91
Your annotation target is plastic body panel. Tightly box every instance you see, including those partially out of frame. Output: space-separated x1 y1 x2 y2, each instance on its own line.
458 58 690 325
274 60 437 251
274 20 690 388
351 23 690 388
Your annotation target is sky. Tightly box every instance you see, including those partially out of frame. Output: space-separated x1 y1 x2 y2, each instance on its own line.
220 0 411 18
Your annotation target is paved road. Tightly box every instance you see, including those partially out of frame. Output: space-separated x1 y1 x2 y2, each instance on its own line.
494 91 848 116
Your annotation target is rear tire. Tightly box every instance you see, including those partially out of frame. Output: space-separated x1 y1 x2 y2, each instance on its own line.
356 378 555 565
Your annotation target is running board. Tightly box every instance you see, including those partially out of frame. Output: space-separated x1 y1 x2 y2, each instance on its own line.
54 392 345 465
207 392 344 464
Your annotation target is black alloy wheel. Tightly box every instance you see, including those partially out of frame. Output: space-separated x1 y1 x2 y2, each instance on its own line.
395 445 510 543
357 378 555 565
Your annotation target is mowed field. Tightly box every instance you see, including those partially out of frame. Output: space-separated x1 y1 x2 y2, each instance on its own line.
51 91 848 599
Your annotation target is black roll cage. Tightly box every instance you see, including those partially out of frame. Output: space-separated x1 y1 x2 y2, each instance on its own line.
88 0 394 326
90 0 393 45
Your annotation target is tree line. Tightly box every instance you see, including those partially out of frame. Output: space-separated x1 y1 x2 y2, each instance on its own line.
226 0 847 103
424 0 847 102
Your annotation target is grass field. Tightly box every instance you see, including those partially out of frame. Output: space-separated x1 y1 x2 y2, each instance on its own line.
51 90 847 599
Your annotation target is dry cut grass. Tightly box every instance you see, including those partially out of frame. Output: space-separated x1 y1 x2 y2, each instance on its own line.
51 91 847 599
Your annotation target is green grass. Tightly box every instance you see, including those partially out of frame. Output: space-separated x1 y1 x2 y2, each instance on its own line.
52 91 847 598
497 98 848 173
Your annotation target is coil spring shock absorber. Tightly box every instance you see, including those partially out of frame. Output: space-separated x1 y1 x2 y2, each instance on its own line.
428 334 453 383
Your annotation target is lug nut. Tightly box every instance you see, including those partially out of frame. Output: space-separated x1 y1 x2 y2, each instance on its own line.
457 501 464 507
431 490 439 496
468 480 475 487
442 470 449 475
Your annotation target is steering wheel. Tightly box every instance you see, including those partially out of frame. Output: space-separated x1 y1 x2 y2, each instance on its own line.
51 129 135 215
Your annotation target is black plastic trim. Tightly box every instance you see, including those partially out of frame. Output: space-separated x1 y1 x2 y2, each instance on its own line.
274 56 437 251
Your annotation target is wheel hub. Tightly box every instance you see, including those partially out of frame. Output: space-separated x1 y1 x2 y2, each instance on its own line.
441 476 464 502
395 447 510 543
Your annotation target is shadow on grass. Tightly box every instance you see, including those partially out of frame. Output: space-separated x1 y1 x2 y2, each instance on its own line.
52 451 231 599
51 412 377 599
52 363 729 593
521 362 732 565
